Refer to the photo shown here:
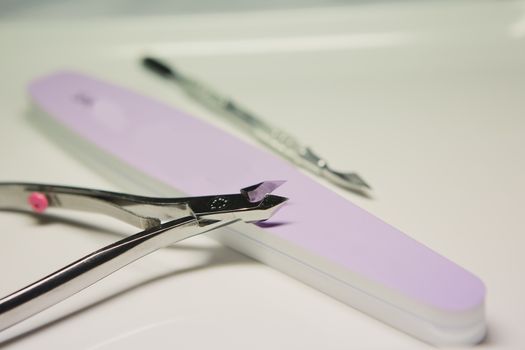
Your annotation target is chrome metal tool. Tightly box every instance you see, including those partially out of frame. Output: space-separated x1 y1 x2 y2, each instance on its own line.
142 56 371 195
0 181 287 332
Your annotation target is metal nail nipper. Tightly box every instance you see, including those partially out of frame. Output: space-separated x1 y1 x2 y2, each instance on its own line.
0 181 287 332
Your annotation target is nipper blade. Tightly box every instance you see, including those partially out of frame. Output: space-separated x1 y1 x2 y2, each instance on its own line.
240 180 286 203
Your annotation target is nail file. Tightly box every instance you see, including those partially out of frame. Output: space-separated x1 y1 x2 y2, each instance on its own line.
27 71 486 345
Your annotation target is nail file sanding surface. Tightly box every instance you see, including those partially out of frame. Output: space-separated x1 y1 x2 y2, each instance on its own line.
28 71 486 345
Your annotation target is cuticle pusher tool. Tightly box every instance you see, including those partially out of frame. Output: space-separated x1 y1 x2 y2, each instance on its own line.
141 56 371 196
0 181 287 332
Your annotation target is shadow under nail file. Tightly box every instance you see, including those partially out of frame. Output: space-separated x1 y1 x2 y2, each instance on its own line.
27 71 486 346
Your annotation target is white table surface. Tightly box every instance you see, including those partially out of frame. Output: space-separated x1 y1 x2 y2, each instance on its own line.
0 1 524 349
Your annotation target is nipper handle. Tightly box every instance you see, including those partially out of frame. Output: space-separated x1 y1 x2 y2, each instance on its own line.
0 215 200 332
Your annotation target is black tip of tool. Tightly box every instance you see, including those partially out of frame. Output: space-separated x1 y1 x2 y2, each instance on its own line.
142 57 177 79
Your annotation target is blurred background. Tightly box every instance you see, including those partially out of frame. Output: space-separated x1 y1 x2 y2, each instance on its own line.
2 0 365 18
0 1 524 349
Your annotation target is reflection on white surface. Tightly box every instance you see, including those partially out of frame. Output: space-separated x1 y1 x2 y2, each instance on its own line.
510 8 525 37
87 319 180 350
118 32 412 57
86 317 346 350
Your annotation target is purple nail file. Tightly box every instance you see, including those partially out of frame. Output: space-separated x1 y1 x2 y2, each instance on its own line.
28 71 486 345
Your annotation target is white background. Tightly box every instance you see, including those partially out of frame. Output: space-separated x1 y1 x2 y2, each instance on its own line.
0 1 524 349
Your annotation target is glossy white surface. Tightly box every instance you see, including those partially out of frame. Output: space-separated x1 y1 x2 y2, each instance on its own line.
0 1 524 348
